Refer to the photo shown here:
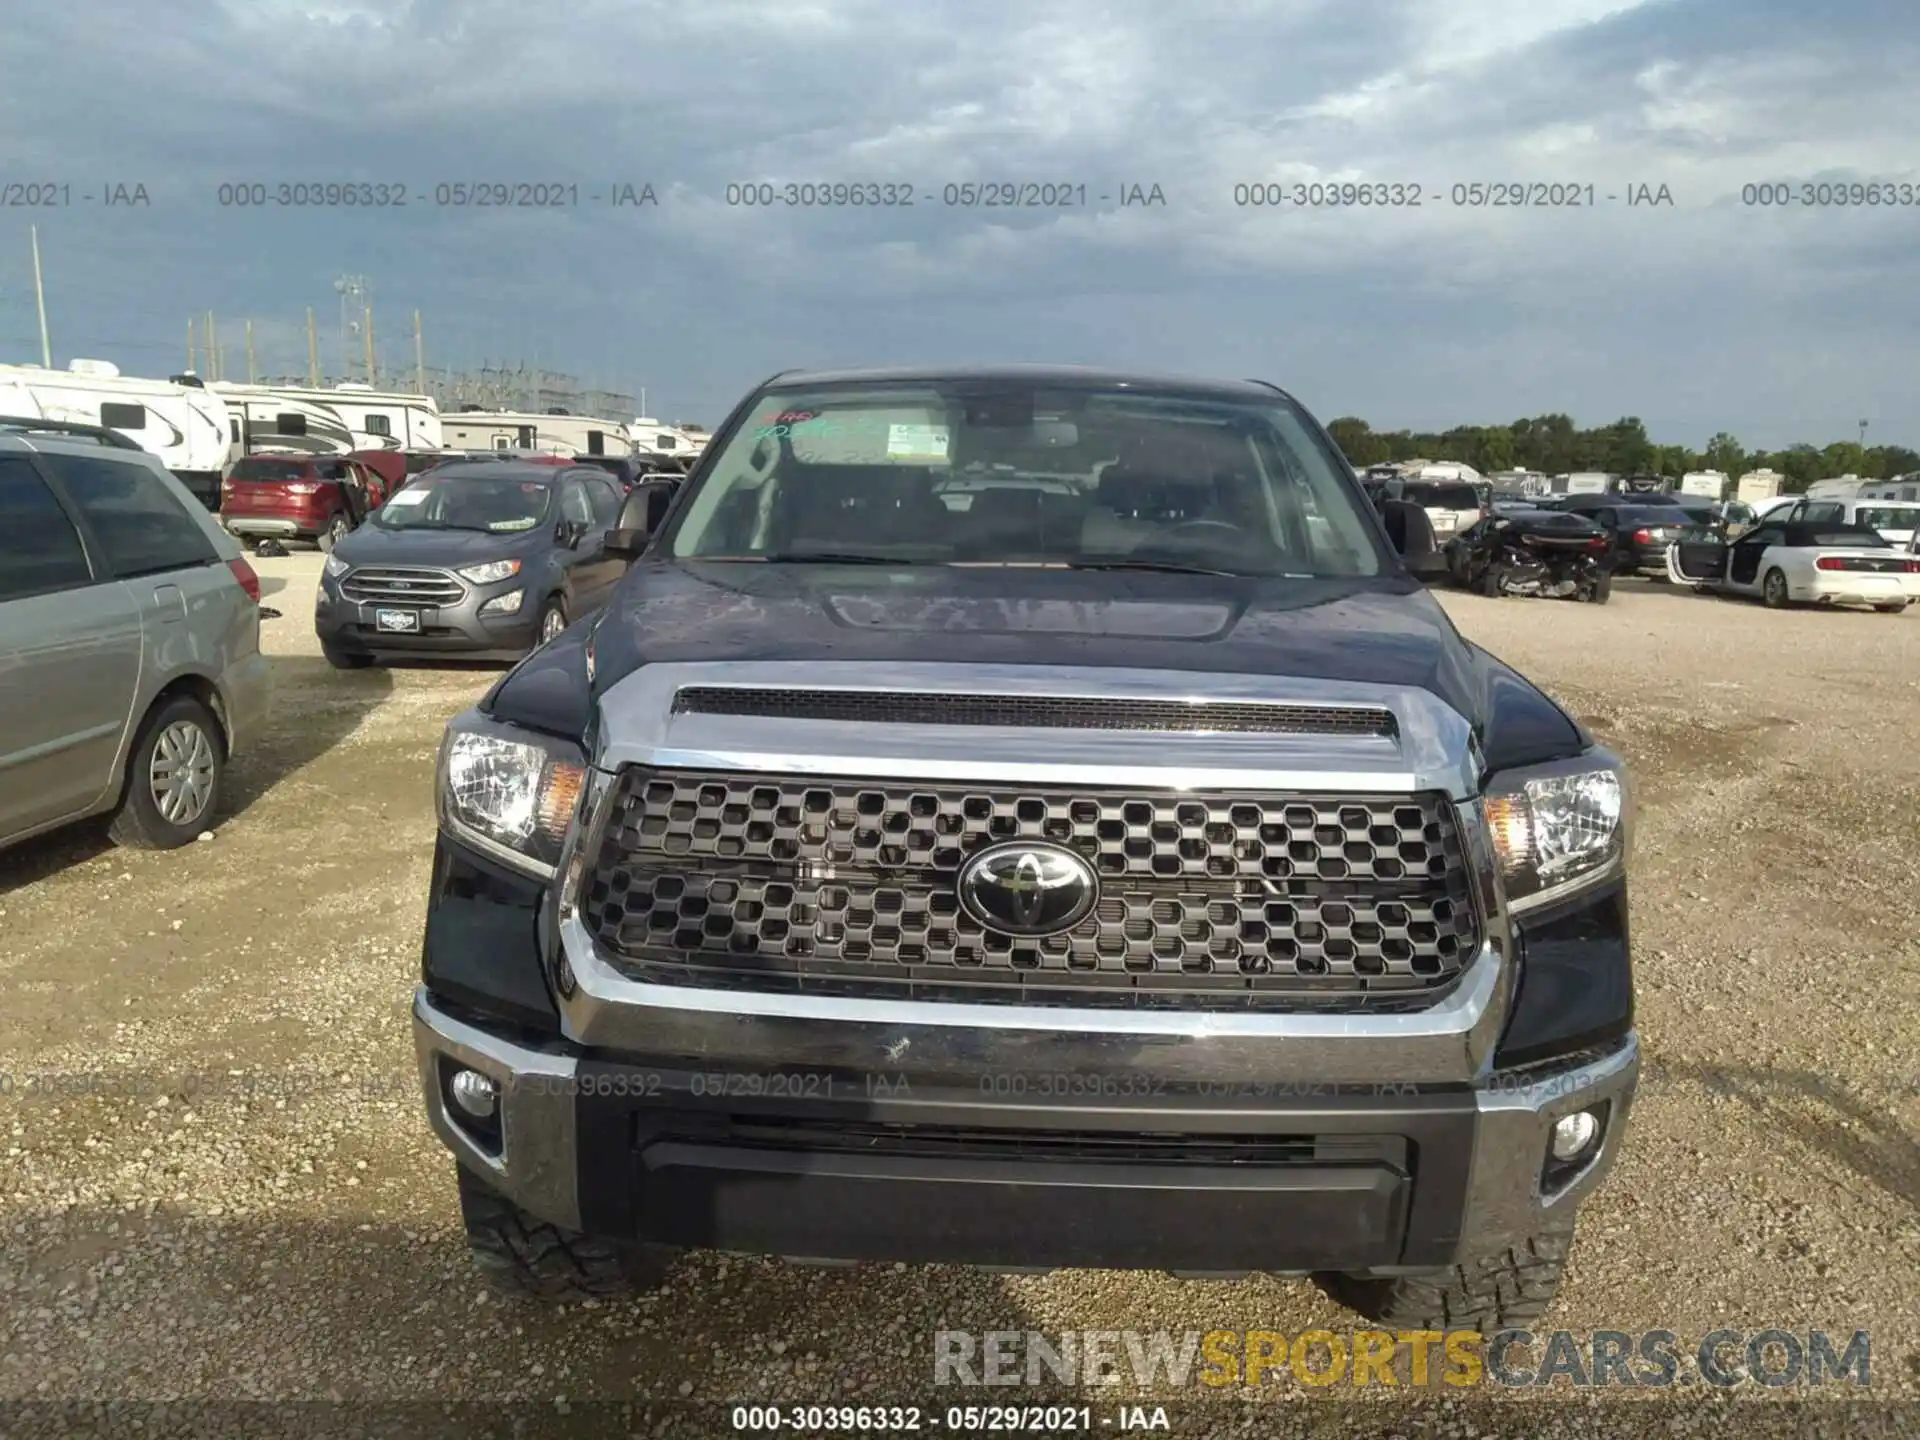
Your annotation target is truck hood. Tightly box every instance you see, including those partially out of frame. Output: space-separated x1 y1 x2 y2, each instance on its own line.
546 562 1587 771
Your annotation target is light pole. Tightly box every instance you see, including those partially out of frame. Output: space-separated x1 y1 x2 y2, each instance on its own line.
333 275 367 381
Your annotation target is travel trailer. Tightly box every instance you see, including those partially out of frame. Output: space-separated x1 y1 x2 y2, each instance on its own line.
1801 474 1865 500
1735 469 1784 504
1564 472 1613 495
214 384 356 460
0 360 232 508
1859 474 1920 503
216 381 442 451
442 407 633 457
1678 471 1728 500
630 416 703 458
1485 468 1551 497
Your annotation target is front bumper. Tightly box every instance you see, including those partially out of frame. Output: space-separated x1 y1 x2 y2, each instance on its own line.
413 986 1639 1275
315 588 540 659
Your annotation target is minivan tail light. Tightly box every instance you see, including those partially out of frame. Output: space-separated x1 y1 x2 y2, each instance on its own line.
227 557 261 602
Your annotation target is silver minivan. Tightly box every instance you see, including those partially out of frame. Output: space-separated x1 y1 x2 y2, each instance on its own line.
0 420 271 853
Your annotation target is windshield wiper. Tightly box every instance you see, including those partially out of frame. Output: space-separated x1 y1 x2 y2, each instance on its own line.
1064 559 1243 577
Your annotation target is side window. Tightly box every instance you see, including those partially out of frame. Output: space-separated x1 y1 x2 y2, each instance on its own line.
585 477 622 526
0 456 95 601
40 453 218 579
559 481 594 525
275 412 308 436
100 402 147 429
364 413 393 438
1804 502 1842 524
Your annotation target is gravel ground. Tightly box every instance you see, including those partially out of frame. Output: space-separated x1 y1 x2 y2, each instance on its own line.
1 553 1916 1438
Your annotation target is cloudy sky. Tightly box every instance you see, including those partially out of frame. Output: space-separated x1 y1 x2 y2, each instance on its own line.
1 0 1915 446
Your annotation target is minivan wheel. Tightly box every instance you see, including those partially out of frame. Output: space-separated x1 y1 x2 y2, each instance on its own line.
316 512 350 553
537 597 568 645
1762 568 1789 608
109 695 225 849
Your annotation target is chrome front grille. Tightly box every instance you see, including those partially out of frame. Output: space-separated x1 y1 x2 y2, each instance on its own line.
339 566 465 606
581 770 1481 1008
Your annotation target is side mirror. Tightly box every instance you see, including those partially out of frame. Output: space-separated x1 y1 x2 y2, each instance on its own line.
1379 499 1448 578
604 478 679 560
555 518 588 547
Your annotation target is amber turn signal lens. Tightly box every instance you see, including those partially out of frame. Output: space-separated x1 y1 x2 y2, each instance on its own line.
1483 793 1534 876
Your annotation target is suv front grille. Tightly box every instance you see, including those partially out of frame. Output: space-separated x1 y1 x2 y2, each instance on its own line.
339 566 465 606
581 771 1481 1008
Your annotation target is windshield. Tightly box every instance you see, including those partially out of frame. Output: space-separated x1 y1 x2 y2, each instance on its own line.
1402 482 1479 509
1856 506 1919 530
370 472 553 532
665 382 1387 576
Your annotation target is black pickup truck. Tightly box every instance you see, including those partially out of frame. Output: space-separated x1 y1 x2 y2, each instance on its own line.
413 365 1637 1330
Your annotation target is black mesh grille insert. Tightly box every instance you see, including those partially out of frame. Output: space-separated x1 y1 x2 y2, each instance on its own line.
582 771 1481 1008
670 687 1397 738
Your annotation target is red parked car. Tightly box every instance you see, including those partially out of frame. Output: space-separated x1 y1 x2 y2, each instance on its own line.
347 449 410 499
220 453 384 552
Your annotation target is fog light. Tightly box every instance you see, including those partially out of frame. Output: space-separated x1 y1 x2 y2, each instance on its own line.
449 1068 498 1118
1550 1109 1600 1160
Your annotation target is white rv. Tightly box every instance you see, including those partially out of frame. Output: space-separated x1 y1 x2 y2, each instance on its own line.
216 381 442 452
0 360 232 507
1735 469 1784 504
1564 472 1613 495
213 384 356 459
1859 474 1920 503
631 416 702 458
1678 471 1728 500
1800 474 1865 500
442 408 633 458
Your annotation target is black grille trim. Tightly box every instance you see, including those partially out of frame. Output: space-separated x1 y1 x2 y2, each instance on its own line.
582 770 1481 1009
670 687 1398 738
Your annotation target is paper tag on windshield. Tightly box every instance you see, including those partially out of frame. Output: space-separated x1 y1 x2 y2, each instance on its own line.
887 424 949 462
384 488 428 506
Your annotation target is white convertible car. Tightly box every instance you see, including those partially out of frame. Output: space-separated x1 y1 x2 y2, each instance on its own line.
1666 518 1919 612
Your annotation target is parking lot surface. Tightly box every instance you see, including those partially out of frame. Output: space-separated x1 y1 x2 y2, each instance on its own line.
3 553 1917 1430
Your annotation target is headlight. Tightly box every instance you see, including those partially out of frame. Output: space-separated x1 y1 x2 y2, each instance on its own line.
323 555 349 579
437 714 587 876
477 589 525 617
1483 750 1630 911
458 559 522 584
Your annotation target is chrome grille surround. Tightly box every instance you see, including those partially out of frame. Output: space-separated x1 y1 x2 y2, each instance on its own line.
581 770 1480 1007
339 565 466 606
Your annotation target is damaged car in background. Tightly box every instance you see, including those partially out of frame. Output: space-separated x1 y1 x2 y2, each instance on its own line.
1666 516 1920 612
1444 507 1613 602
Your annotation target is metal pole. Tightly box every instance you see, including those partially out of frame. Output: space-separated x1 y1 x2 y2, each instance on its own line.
30 225 52 366
187 317 196 373
306 307 320 385
364 302 376 385
414 310 424 395
207 312 217 381
246 319 256 383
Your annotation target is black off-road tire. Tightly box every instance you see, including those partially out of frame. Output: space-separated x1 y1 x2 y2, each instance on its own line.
457 1165 676 1300
1314 1213 1576 1331
107 694 226 849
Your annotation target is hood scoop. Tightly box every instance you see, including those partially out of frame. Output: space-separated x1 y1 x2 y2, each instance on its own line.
670 686 1398 739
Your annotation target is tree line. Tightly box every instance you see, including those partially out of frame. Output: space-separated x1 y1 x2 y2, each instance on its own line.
1325 415 1920 494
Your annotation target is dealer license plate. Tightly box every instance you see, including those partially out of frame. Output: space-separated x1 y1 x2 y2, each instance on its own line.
375 608 421 633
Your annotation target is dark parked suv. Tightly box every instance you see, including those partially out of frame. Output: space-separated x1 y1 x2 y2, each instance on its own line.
314 462 632 668
412 366 1637 1331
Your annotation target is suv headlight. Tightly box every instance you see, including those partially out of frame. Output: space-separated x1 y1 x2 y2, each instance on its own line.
323 555 349 579
436 712 587 877
458 559 522 584
1483 749 1630 912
